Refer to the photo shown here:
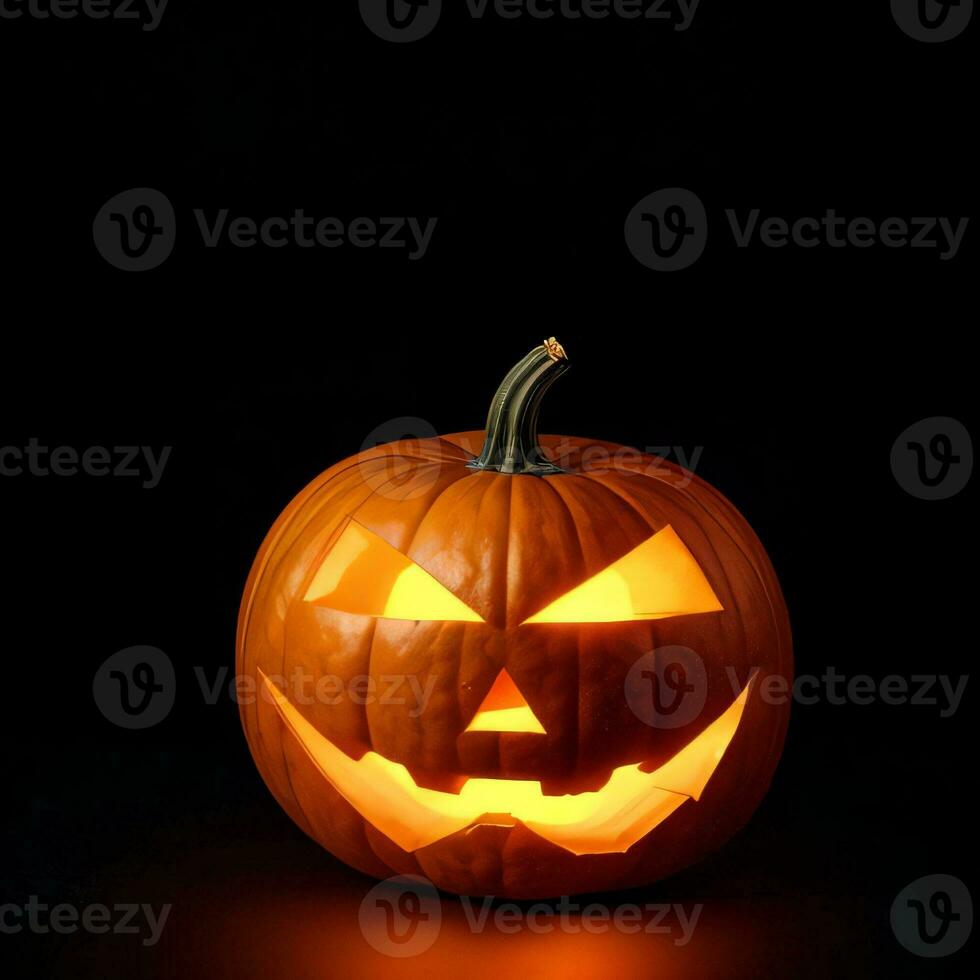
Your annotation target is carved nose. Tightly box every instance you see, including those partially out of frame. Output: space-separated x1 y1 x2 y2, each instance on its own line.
464 668 546 734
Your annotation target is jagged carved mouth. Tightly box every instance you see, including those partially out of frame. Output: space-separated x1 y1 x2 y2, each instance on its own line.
261 671 754 856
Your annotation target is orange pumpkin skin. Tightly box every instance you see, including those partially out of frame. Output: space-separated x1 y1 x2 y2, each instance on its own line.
237 420 793 898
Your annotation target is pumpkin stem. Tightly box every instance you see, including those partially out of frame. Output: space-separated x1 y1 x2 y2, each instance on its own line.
469 338 570 476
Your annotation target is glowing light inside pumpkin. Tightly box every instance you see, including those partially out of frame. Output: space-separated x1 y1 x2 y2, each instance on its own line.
464 668 546 734
523 525 724 624
261 670 753 855
304 520 483 622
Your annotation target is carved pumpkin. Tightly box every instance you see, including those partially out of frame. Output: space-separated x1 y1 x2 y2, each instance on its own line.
237 339 792 898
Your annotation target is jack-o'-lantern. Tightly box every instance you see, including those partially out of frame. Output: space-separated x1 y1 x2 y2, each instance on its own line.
237 339 792 898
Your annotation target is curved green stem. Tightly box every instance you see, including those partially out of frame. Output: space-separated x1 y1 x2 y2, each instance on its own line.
469 338 570 476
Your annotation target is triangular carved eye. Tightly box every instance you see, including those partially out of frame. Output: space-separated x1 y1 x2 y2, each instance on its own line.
304 520 483 622
464 668 546 734
522 525 724 624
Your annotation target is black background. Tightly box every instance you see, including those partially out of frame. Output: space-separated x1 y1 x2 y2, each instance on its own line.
0 2 975 978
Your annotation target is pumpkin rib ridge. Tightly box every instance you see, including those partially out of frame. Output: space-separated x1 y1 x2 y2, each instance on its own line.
276 606 393 877
357 464 476 760
603 463 778 666
536 474 600 772
586 464 790 773
663 469 792 670
432 436 477 460
643 468 794 790
239 465 377 815
379 463 479 566
674 484 772 676
360 616 382 756
246 455 418 658
274 606 323 843
586 464 754 606
575 467 664 537
247 457 435 851
502 473 515 627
